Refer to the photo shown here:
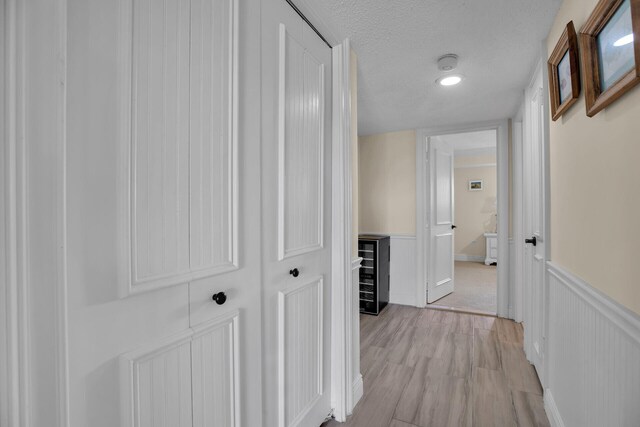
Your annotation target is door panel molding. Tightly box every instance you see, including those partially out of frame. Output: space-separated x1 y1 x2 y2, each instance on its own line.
117 0 239 296
277 23 325 261
191 311 241 427
278 277 324 427
120 310 241 427
120 331 194 427
434 148 453 226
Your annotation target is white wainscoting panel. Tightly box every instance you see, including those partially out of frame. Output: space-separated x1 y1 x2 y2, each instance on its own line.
118 0 239 295
278 24 325 260
120 332 194 427
191 311 241 427
278 277 324 427
545 262 640 427
388 236 416 306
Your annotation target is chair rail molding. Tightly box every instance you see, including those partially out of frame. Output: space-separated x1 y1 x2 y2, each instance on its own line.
330 38 358 422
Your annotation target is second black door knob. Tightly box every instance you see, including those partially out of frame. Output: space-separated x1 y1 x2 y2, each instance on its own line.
212 292 227 305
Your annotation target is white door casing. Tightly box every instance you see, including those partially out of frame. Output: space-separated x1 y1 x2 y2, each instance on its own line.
427 137 455 303
261 1 333 425
522 61 547 383
416 121 509 315
330 37 360 421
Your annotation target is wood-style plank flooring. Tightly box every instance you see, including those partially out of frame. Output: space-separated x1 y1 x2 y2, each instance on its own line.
324 304 549 427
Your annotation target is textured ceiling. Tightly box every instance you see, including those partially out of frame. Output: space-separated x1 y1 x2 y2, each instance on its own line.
297 0 562 136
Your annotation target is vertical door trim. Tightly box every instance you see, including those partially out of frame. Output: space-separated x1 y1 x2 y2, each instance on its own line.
1 0 70 425
416 120 510 317
330 38 356 422
1 1 27 425
512 113 524 323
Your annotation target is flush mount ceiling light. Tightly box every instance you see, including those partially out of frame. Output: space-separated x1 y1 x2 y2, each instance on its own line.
437 75 463 86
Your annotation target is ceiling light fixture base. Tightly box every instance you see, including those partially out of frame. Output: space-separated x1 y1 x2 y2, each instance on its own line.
437 54 459 71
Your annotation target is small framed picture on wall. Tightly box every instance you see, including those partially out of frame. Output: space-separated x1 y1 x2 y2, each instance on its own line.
469 180 483 191
548 21 581 121
580 0 640 117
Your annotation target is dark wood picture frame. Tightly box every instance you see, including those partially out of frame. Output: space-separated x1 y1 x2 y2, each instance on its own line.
580 0 640 117
548 21 581 121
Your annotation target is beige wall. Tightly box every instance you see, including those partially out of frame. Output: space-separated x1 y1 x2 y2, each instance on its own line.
548 0 640 314
350 50 359 258
454 155 497 258
358 130 416 235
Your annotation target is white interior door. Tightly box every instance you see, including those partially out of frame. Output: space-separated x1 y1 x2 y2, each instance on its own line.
523 66 547 380
261 1 333 426
65 0 263 425
427 137 455 303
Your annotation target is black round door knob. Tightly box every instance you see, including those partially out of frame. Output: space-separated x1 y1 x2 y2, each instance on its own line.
289 268 300 277
212 292 227 305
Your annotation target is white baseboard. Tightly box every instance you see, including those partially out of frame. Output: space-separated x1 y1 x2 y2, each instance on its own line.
543 389 565 427
351 374 363 411
454 254 484 262
545 262 640 427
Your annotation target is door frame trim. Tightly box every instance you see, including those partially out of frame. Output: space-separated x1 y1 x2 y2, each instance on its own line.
415 120 510 317
1 0 71 425
1 1 29 425
330 38 358 422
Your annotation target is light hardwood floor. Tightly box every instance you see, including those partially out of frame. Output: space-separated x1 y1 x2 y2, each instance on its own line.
324 304 549 427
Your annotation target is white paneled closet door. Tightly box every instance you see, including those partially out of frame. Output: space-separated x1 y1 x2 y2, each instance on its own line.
261 0 333 426
65 0 263 425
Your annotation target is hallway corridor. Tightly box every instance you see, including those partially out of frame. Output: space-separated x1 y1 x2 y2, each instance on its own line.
326 305 549 427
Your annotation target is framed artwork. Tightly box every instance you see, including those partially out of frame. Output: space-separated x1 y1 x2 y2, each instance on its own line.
580 0 640 117
469 180 483 191
548 21 581 121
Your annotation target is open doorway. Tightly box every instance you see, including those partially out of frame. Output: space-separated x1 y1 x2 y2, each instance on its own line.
416 123 508 317
427 130 498 314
